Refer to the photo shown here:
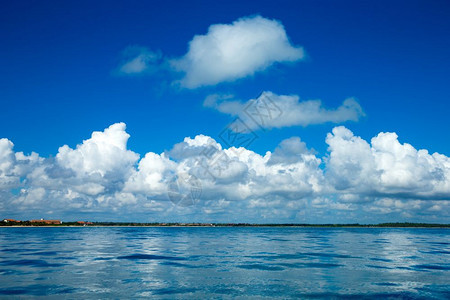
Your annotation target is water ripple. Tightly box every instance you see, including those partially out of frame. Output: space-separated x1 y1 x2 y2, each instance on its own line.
0 227 448 298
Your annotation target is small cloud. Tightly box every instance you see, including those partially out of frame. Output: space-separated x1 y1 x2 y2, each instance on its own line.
203 94 235 108
116 46 163 75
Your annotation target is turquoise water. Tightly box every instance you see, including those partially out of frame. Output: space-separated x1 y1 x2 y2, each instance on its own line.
0 227 449 299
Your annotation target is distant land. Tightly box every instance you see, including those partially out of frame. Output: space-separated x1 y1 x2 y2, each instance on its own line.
1 219 449 228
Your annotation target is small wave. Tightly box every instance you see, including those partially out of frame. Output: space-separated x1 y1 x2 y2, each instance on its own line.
412 264 450 271
370 257 392 262
302 262 343 268
292 291 428 299
366 264 391 269
23 251 60 256
160 261 201 268
0 284 77 296
237 264 284 271
302 252 355 259
117 254 186 261
151 287 198 295
373 282 400 286
1 259 66 268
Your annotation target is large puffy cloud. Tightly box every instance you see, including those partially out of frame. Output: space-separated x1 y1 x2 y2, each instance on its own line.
204 91 364 130
8 124 140 213
56 123 139 179
171 16 304 88
326 126 450 200
1 123 449 222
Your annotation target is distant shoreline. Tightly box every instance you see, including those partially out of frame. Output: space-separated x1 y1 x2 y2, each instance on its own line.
1 222 449 228
2 226 450 229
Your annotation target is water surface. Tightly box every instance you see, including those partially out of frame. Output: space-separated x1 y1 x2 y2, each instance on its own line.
0 227 449 298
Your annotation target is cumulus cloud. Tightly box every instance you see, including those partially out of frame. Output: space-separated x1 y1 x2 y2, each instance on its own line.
56 123 139 179
205 91 364 130
1 123 449 222
171 16 304 88
124 152 176 196
268 137 313 165
326 126 450 200
7 124 141 213
0 139 17 189
0 138 41 190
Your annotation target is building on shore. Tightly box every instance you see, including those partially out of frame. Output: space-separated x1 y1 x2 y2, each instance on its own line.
76 221 93 226
30 219 61 225
2 219 20 223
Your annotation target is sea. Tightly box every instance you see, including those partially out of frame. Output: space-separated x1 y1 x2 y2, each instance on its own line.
0 227 449 299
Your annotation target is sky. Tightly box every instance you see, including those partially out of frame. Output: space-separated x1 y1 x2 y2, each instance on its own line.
1 0 450 223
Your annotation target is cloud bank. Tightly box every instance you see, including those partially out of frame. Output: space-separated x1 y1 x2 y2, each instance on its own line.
1 123 449 222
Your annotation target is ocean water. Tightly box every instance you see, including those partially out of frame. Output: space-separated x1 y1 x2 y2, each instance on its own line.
0 227 449 299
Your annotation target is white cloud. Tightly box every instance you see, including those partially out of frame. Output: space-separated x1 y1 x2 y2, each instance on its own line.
37 123 142 207
171 16 304 88
0 138 41 190
1 124 324 220
268 137 312 165
164 133 322 200
1 123 449 222
326 126 450 200
0 138 19 189
205 91 364 130
116 16 304 88
56 123 139 179
117 46 162 75
124 152 176 196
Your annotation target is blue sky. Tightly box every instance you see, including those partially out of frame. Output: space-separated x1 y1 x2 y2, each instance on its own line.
1 1 450 223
